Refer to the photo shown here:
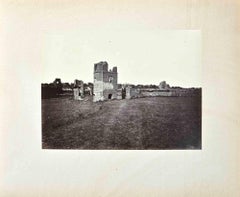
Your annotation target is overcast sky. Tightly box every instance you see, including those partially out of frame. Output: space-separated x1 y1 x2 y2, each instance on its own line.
42 29 201 87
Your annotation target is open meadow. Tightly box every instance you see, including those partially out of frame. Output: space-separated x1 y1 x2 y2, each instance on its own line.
42 96 201 149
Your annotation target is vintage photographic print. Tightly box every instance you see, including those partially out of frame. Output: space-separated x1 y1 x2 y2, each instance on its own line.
3 0 240 196
41 30 201 150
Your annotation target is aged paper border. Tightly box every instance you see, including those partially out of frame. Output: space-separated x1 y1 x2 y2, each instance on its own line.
0 0 239 196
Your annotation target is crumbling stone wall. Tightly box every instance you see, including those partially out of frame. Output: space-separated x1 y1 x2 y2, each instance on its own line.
73 79 84 100
126 87 142 99
93 61 118 102
141 90 172 97
73 88 83 100
125 86 201 99
117 89 123 99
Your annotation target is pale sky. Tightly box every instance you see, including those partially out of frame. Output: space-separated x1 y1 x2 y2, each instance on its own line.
43 29 201 87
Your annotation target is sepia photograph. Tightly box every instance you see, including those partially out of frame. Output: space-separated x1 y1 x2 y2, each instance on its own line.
41 30 202 150
1 1 239 196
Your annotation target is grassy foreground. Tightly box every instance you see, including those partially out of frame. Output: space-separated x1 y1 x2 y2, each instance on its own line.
42 96 201 149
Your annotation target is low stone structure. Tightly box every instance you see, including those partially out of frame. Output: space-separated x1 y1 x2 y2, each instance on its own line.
124 87 201 99
126 87 141 99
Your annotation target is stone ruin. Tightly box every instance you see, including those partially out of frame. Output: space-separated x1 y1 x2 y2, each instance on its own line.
62 60 202 102
93 61 118 102
41 62 200 101
70 61 201 102
73 79 84 100
92 61 201 102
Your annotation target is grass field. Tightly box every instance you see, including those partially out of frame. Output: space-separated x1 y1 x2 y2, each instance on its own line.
42 96 201 149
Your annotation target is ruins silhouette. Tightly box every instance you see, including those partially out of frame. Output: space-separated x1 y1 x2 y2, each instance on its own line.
41 61 201 100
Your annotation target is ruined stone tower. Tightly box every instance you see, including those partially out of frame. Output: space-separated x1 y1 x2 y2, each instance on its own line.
93 61 118 102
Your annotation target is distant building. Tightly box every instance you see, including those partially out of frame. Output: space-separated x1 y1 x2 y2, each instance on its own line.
93 61 118 102
159 81 170 90
41 78 63 99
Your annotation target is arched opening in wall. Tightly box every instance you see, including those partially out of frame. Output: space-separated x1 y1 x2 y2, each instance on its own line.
108 94 112 99
109 76 113 83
